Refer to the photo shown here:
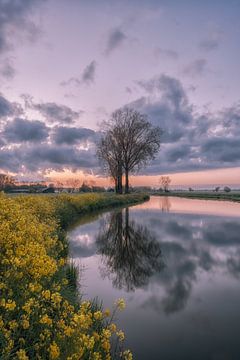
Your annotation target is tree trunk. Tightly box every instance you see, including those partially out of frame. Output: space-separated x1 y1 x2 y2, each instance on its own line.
114 177 118 193
116 161 123 194
125 168 129 194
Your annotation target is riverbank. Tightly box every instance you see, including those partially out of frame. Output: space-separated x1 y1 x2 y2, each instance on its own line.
0 192 147 359
153 192 240 202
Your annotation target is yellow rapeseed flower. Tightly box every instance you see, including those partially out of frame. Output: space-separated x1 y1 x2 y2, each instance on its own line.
103 308 111 317
116 330 125 341
93 311 102 320
40 314 52 326
109 323 117 333
5 300 16 311
115 298 126 310
49 341 60 359
16 349 29 360
122 350 133 360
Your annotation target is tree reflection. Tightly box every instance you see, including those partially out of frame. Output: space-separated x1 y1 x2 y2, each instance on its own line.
96 208 164 291
159 196 171 212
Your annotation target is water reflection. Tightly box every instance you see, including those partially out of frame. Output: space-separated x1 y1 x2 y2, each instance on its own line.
96 208 164 292
159 196 171 212
68 197 240 360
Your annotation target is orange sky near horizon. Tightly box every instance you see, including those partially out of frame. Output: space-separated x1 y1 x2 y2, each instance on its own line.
48 166 240 188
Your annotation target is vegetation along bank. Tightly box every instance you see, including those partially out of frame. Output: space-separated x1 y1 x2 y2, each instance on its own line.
154 191 240 203
0 192 148 360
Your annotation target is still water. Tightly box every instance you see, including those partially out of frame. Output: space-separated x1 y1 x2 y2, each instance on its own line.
68 196 240 360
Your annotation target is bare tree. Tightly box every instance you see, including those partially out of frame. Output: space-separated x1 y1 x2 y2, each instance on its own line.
98 108 162 194
160 175 171 192
97 130 123 194
0 173 15 191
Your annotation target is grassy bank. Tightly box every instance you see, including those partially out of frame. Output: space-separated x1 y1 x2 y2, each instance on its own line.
0 193 148 360
154 191 240 202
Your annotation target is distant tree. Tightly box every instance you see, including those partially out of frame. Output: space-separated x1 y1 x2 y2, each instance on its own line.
224 186 231 193
215 186 220 192
0 173 15 191
79 182 92 192
92 186 106 193
55 181 64 192
160 176 171 192
189 187 194 192
98 108 162 194
65 178 82 192
42 187 55 193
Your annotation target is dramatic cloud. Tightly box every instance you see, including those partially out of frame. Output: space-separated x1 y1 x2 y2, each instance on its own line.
202 137 240 163
1 73 240 176
135 74 192 143
105 28 127 55
0 144 97 173
52 126 96 145
126 74 240 174
33 102 82 124
2 118 49 143
183 59 207 77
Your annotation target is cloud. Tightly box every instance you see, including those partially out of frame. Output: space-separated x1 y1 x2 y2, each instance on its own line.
125 74 240 174
135 74 192 144
105 27 127 55
2 118 49 143
60 60 97 87
0 58 15 79
52 126 96 145
0 92 98 174
0 0 46 57
199 38 219 52
0 144 97 173
1 77 240 177
154 48 179 60
201 137 240 163
33 102 82 124
199 31 222 52
183 58 207 77
82 60 97 84
0 94 22 119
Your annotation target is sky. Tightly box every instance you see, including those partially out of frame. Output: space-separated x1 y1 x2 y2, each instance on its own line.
0 0 240 187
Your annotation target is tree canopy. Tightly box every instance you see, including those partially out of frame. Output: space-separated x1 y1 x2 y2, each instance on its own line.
98 108 162 193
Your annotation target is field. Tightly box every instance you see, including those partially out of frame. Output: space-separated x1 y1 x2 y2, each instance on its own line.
154 191 240 202
0 192 148 360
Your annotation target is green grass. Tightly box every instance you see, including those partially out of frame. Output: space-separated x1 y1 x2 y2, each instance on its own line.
153 191 240 202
